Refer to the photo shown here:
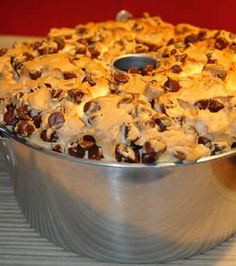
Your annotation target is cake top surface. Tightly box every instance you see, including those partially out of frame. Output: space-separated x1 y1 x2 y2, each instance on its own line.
1 14 236 164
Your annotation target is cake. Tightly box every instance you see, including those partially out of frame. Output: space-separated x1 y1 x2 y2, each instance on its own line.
1 13 236 164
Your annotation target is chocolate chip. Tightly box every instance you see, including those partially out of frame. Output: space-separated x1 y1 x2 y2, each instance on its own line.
198 136 210 145
174 151 186 161
40 129 58 142
184 34 198 45
32 114 42 128
161 52 169 58
48 112 65 129
171 65 182 73
155 117 171 132
87 37 95 45
38 48 47 55
88 145 103 160
16 105 31 120
197 30 207 41
52 144 63 153
160 104 167 115
76 27 87 35
123 125 129 139
32 41 41 50
44 83 52 88
29 70 42 80
3 109 18 125
130 142 142 150
198 136 213 149
75 47 87 54
10 56 16 66
0 48 8 56
175 53 187 63
214 37 229 50
208 99 224 112
195 99 209 110
88 47 100 58
68 89 84 104
142 153 156 164
149 99 155 109
88 78 96 86
16 92 24 99
83 101 101 114
6 103 15 111
144 141 155 153
217 71 227 80
65 35 72 39
231 142 236 148
54 38 65 50
148 44 159 52
230 42 236 52
80 135 96 149
130 149 140 163
170 49 177 55
115 144 140 163
207 58 217 64
212 143 227 154
82 72 96 86
164 77 181 92
63 72 77 80
68 144 85 158
51 89 63 99
128 67 140 74
16 120 35 137
78 37 88 45
141 64 154 76
117 96 133 107
114 72 129 84
110 87 120 95
10 56 23 76
167 38 175 46
23 52 34 61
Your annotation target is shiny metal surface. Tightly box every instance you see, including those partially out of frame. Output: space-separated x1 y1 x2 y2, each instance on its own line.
1 132 236 263
112 54 157 72
116 10 133 22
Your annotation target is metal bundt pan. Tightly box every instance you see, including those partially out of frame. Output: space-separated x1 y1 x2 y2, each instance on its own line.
1 125 236 263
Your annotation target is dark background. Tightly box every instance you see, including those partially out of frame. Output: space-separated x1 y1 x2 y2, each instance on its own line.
1 0 236 36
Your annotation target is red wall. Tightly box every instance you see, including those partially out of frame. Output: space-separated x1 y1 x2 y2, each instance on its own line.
1 0 236 36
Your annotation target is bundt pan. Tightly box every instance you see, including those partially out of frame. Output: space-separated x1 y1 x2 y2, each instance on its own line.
1 125 236 263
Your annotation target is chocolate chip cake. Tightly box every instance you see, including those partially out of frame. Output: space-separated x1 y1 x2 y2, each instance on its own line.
1 13 236 164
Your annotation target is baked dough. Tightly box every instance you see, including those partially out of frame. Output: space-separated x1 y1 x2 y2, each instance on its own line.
1 14 236 163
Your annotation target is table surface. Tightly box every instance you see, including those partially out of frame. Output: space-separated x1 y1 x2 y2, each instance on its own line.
1 36 236 266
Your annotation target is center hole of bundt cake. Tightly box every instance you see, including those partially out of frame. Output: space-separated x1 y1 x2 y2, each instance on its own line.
112 54 157 72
